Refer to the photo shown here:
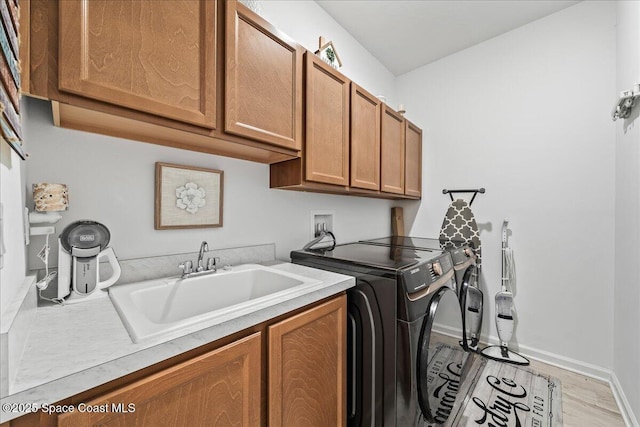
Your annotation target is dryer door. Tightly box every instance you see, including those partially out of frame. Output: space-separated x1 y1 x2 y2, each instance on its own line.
459 264 482 352
416 287 469 424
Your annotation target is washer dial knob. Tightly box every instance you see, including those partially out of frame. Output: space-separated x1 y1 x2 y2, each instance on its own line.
432 261 443 276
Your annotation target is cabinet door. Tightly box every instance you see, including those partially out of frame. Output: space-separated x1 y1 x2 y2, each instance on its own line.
380 105 406 194
305 53 350 186
225 1 303 150
58 332 262 427
350 83 381 190
269 295 347 427
58 0 216 128
405 120 422 197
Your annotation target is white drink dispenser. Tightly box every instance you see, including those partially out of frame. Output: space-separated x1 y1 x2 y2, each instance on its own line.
57 220 121 303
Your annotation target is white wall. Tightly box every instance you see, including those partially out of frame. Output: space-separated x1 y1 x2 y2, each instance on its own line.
259 0 397 107
21 1 399 272
397 1 617 371
24 98 395 267
0 142 27 314
614 1 640 423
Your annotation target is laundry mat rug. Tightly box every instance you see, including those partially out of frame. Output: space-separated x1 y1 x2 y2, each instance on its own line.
426 344 563 427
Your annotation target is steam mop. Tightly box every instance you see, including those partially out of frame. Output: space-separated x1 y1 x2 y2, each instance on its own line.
480 219 529 365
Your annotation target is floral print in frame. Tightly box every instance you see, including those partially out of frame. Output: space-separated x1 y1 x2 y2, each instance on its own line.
155 162 223 229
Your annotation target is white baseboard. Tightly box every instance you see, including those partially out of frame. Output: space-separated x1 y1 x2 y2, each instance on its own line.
610 372 640 427
433 322 610 379
433 323 639 426
512 341 611 382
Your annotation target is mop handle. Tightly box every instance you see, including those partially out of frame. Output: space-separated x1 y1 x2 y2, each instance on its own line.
502 218 509 247
501 219 509 291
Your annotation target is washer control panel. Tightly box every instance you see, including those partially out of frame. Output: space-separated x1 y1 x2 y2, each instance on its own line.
448 246 476 266
399 253 453 294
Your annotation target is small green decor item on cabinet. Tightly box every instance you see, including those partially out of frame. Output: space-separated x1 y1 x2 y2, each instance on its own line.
315 36 342 69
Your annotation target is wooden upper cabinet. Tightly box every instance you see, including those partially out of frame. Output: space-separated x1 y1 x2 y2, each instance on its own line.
305 53 350 186
269 295 347 427
380 105 406 194
405 120 422 197
350 83 381 190
57 332 262 427
225 1 303 150
58 0 216 128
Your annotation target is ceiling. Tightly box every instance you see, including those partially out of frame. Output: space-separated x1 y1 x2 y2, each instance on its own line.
316 0 580 76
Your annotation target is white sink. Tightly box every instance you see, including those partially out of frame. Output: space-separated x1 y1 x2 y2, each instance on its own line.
109 264 322 342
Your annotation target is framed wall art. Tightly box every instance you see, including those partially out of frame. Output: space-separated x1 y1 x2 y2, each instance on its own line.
155 162 224 229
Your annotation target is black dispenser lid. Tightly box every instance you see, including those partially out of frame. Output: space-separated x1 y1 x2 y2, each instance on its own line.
60 220 111 253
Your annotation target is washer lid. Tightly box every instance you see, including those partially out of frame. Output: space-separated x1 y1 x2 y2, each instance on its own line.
295 243 434 271
361 236 470 251
60 220 111 253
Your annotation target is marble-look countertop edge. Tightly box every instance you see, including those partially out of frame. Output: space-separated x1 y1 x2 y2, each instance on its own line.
0 263 354 423
0 275 37 334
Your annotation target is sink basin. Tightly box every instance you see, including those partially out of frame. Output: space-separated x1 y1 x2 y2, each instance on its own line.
109 264 322 342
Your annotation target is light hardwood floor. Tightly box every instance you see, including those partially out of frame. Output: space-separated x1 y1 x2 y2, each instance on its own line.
436 333 626 426
528 358 626 426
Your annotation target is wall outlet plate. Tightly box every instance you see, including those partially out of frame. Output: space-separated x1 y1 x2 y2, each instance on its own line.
310 210 335 240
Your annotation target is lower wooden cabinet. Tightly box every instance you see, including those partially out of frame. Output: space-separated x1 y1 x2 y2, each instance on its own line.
58 332 262 427
269 295 346 427
4 295 347 427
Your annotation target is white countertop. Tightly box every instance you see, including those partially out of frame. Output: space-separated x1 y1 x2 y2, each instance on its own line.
0 262 354 423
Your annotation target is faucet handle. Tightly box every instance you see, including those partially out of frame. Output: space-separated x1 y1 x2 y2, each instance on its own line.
206 257 221 271
179 260 193 275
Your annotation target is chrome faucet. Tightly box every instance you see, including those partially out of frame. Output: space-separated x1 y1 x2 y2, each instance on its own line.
178 260 193 277
207 256 221 272
196 241 209 272
178 241 223 279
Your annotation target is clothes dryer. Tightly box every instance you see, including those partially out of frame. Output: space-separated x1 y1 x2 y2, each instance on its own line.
291 242 475 426
359 237 475 294
360 236 484 351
